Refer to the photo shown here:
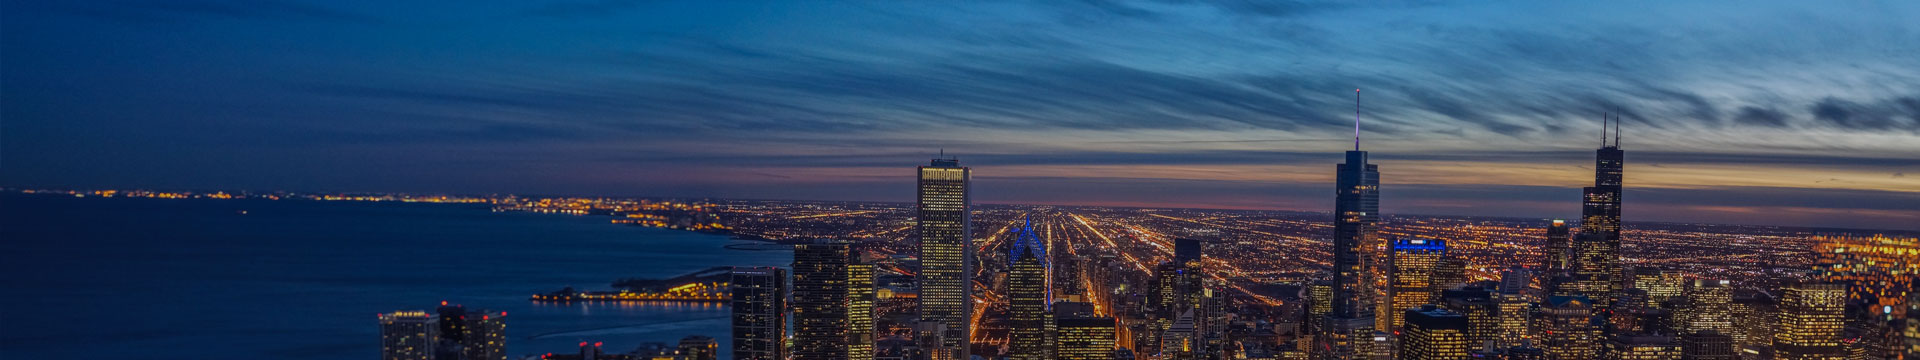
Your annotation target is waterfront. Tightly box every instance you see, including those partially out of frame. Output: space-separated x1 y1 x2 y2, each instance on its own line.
0 194 791 359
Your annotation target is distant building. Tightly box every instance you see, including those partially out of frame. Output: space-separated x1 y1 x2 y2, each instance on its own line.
1632 267 1686 308
380 311 439 360
731 266 786 360
1401 305 1471 360
1680 280 1736 342
678 335 717 360
1774 283 1846 359
1388 238 1446 331
1057 309 1118 360
1679 330 1736 360
1543 220 1572 272
1536 296 1599 360
461 309 506 360
1439 286 1497 349
1607 333 1681 360
916 157 971 360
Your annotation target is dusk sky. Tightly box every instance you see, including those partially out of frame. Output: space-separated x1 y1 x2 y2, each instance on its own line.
4 1 1917 230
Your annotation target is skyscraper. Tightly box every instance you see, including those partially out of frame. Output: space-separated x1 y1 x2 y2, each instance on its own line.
461 310 506 360
1543 220 1572 272
1320 90 1380 360
1057 304 1119 360
1389 238 1446 331
792 241 874 360
1774 283 1846 359
1680 280 1735 340
917 157 972 360
1439 286 1498 350
1606 333 1681 360
1575 115 1625 296
1536 296 1600 360
1402 305 1472 360
380 311 439 360
1009 216 1053 360
679 335 719 360
731 266 787 360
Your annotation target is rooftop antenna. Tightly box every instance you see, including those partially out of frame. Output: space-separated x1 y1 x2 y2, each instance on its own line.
1601 111 1609 148
1613 111 1622 148
1354 89 1361 151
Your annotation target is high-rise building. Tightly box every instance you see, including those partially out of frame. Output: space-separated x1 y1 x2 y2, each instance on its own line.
1440 286 1498 349
1162 310 1199 360
380 311 439 360
731 266 787 360
1536 296 1600 360
1174 238 1203 265
1402 305 1471 360
1320 94 1380 360
1058 309 1118 360
1680 280 1735 340
1574 118 1625 297
792 242 875 360
1679 331 1736 360
1774 283 1846 359
917 157 972 360
1388 238 1446 330
461 310 506 360
1434 256 1467 293
1544 220 1572 272
678 335 718 360
1632 267 1686 309
1009 217 1053 360
1607 334 1681 360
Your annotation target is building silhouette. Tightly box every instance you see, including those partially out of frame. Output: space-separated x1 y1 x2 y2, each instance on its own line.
1009 216 1053 360
380 311 439 360
792 241 875 360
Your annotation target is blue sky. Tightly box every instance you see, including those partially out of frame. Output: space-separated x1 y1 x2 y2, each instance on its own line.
4 1 1918 230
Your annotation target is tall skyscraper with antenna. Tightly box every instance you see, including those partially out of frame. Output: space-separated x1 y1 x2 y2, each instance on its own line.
1573 113 1625 298
917 156 972 360
1319 89 1381 359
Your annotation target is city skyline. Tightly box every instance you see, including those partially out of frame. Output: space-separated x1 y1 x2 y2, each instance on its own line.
4 1 1918 231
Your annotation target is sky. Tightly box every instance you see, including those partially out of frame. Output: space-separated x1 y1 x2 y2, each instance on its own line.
3 1 1918 230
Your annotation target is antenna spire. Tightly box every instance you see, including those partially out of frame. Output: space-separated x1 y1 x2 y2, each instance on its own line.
1354 89 1361 151
1602 111 1609 147
1614 112 1622 148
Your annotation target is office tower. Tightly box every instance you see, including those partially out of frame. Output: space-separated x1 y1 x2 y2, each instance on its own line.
1440 287 1498 349
679 335 718 360
1162 310 1199 360
1321 94 1380 360
1175 238 1202 265
461 310 506 360
1434 256 1467 293
1402 305 1471 360
1308 280 1334 329
1680 280 1735 340
1679 331 1736 360
436 303 467 349
731 266 787 360
1632 267 1685 309
1543 220 1572 272
1058 257 1087 303
792 242 875 360
1774 283 1846 359
1576 116 1625 297
1812 235 1920 319
1536 296 1600 360
380 311 439 360
1058 307 1119 360
1009 218 1052 360
1608 334 1681 360
1728 289 1776 356
1495 291 1532 348
1388 239 1446 330
917 157 972 360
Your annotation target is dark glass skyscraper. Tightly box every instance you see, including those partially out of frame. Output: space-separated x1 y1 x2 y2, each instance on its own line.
1574 120 1625 296
731 266 787 360
1008 216 1052 360
792 242 874 360
916 157 971 360
1544 219 1571 272
1331 149 1379 320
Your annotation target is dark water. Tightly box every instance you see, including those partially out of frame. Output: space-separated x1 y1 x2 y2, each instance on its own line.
0 194 791 359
